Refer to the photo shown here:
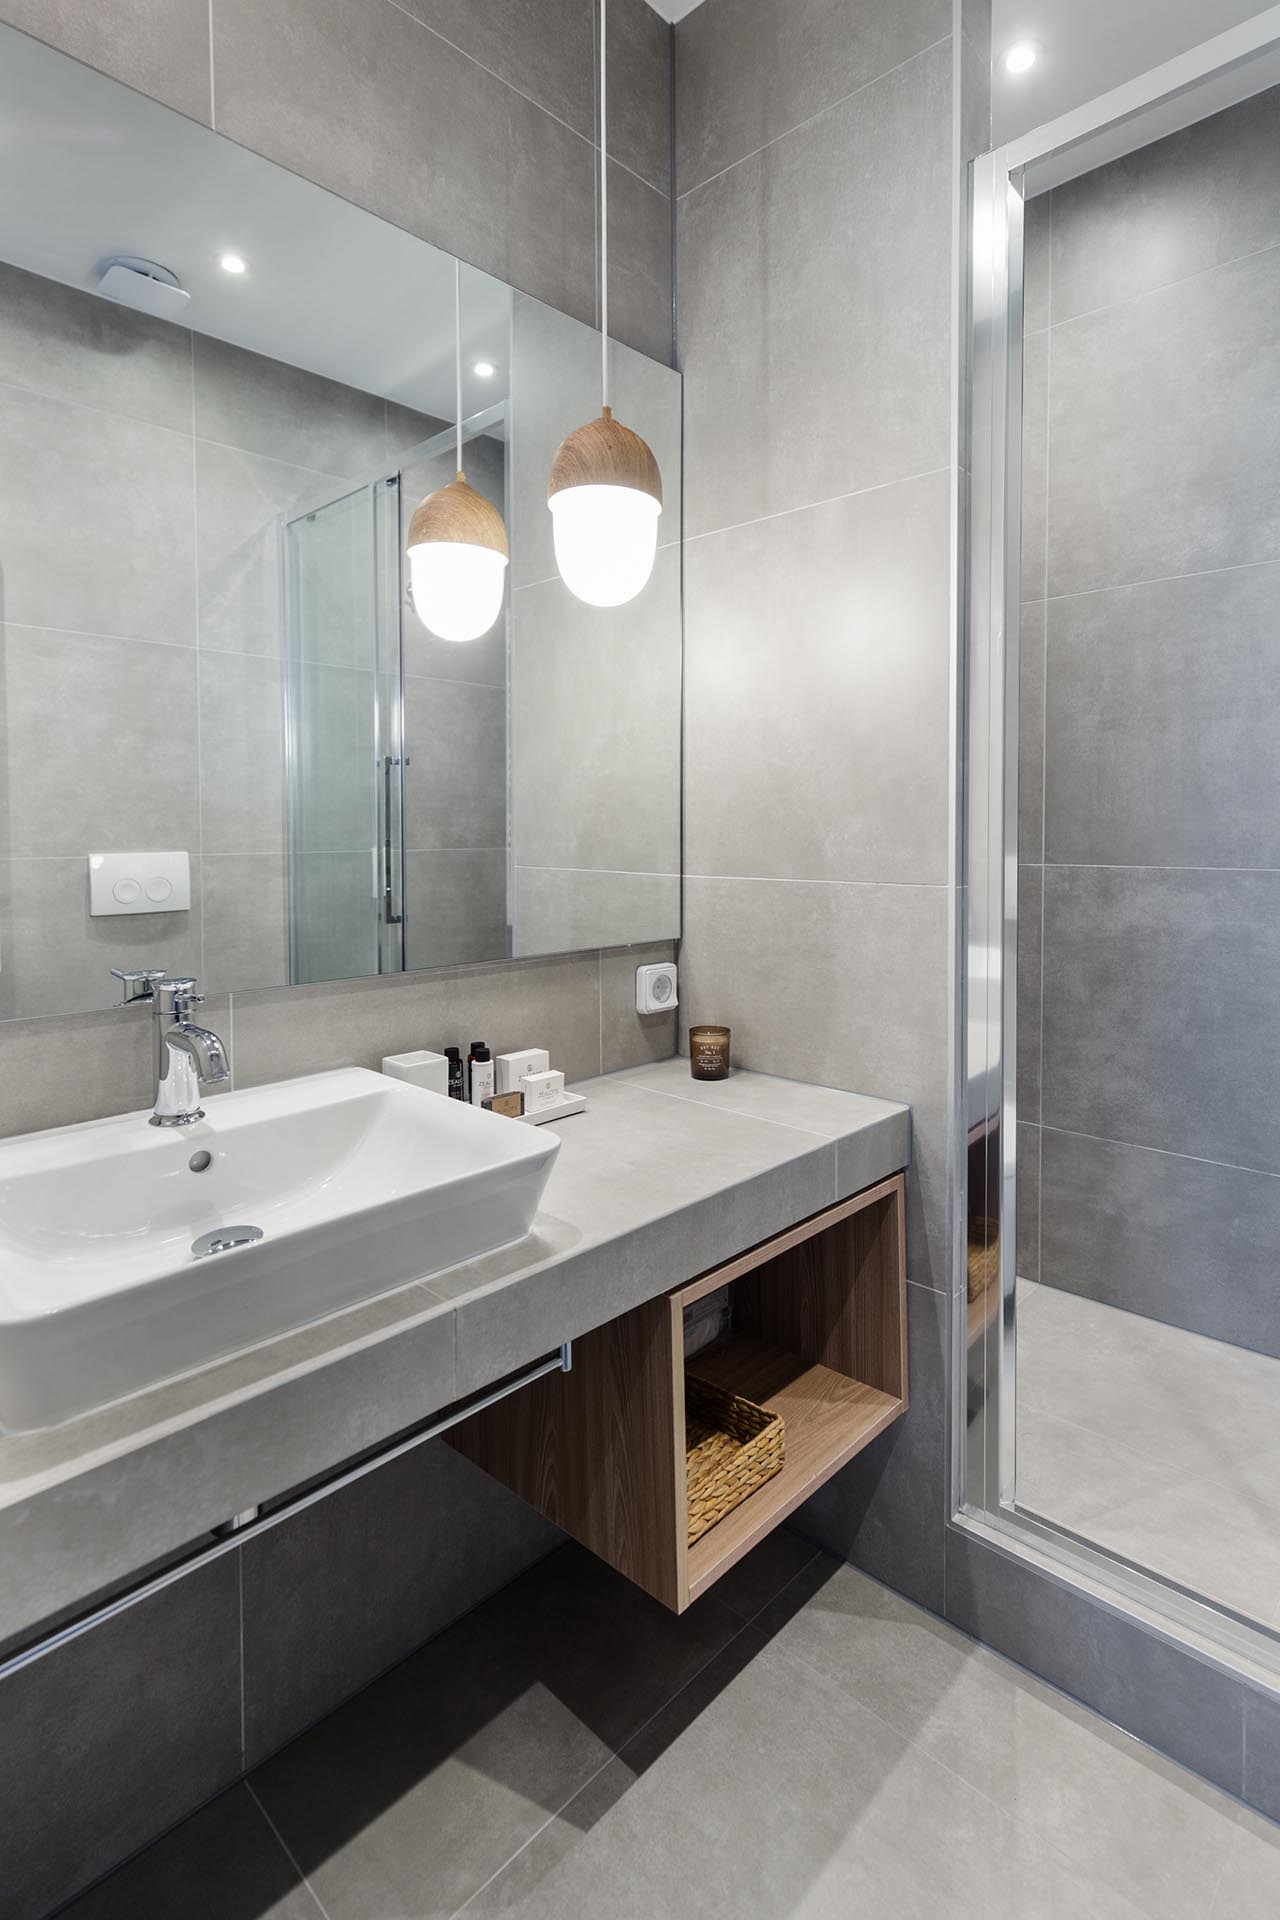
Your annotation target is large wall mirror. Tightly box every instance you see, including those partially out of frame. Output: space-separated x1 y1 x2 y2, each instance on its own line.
0 25 681 1021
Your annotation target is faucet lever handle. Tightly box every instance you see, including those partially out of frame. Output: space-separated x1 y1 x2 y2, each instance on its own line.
110 967 168 1008
156 975 203 1021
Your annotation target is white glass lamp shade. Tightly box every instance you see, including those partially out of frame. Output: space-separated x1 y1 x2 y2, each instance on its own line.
546 408 663 609
549 483 661 608
405 475 509 643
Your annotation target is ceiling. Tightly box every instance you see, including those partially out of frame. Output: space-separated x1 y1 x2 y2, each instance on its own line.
991 0 1274 142
0 24 512 421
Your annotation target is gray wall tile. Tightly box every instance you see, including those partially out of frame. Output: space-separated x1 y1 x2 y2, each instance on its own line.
403 848 508 972
0 1554 241 1920
514 867 679 957
680 874 949 1289
193 334 387 477
1022 192 1051 335
1020 326 1048 600
609 0 672 196
0 1004 153 1137
403 676 507 853
600 941 677 1072
678 39 953 538
0 0 213 122
1041 1125 1280 1358
0 856 202 1021
0 626 197 859
604 158 674 365
1044 565 1280 869
201 854 290 993
0 260 192 430
683 470 951 887
198 650 286 856
233 950 604 1088
676 0 950 195
1042 864 1280 1173
196 441 340 660
211 0 598 339
945 1524 1247 1799
0 382 195 645
1018 600 1045 861
1047 246 1280 597
242 1440 561 1762
794 1280 947 1612
291 849 380 985
1050 87 1280 324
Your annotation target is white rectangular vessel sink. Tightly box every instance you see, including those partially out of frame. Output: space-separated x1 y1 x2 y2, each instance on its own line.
0 1068 560 1433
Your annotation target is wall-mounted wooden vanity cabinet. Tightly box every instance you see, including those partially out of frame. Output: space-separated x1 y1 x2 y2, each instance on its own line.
450 1172 907 1612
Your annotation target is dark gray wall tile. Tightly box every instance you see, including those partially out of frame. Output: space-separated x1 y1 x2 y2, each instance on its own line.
1043 565 1280 869
1016 863 1041 1125
1047 246 1280 597
212 0 598 337
0 0 212 122
676 0 950 195
242 1441 562 1762
1016 1120 1040 1281
0 1555 241 1920
59 1786 320 1920
403 676 507 853
1022 192 1051 334
604 157 675 364
403 849 508 972
944 1524 1246 1798
1041 1125 1280 1358
1050 86 1280 323
1018 600 1045 861
678 38 953 538
1042 865 1280 1173
1020 326 1048 600
793 1280 947 1612
684 471 952 887
609 0 672 196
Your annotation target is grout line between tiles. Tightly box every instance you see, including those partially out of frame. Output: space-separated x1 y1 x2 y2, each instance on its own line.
683 463 952 547
685 870 948 890
676 34 953 202
1038 1119 1280 1187
1045 232 1280 336
244 1782 334 1920
1045 553 1280 606
601 1077 844 1148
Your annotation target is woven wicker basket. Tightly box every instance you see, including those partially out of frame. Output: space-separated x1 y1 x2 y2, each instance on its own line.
685 1372 785 1545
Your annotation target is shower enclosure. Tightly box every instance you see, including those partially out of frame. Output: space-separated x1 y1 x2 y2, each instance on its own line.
958 15 1280 1673
283 418 510 985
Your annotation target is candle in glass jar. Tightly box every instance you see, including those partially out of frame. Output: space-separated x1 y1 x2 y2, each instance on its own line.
689 1024 731 1080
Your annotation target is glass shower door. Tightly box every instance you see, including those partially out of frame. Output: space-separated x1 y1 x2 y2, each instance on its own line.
284 476 404 984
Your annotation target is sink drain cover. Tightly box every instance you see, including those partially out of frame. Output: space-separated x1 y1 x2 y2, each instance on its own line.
192 1224 264 1258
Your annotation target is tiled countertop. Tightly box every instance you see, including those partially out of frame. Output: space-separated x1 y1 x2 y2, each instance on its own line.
0 1060 910 1645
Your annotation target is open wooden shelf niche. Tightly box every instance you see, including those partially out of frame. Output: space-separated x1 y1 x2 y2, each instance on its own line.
449 1172 908 1613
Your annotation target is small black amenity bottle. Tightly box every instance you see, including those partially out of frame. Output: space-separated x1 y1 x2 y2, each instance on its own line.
445 1047 465 1100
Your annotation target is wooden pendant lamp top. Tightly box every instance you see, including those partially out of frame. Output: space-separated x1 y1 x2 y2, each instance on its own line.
407 473 510 558
547 405 663 509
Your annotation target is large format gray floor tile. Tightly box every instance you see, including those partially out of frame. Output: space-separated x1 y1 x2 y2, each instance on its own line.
1049 88 1280 323
676 0 950 195
677 39 952 539
1047 246 1280 597
251 1544 745 1920
1040 1125 1280 1357
57 1785 324 1920
1043 563 1280 869
1041 864 1280 1173
683 471 951 887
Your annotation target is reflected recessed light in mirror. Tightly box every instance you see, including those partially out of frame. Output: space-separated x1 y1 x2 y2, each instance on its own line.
473 360 496 378
219 251 247 274
1001 41 1040 76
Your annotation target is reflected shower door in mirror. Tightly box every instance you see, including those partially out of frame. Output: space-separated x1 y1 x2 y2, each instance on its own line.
0 22 681 1021
965 42 1280 1654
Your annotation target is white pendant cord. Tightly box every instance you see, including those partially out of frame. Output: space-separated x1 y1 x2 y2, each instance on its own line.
599 0 609 413
454 258 464 477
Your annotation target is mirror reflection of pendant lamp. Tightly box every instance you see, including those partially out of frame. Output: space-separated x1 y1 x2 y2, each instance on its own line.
407 261 509 642
547 0 662 608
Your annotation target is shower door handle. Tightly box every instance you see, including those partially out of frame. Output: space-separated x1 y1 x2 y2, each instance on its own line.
382 753 404 927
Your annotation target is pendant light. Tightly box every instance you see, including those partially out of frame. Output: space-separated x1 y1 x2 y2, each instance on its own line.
407 262 509 643
547 0 662 607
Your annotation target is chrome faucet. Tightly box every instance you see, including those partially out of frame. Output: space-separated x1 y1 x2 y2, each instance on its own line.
149 976 230 1127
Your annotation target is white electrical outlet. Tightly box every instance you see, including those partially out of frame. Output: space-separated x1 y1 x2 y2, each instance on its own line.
636 961 678 1014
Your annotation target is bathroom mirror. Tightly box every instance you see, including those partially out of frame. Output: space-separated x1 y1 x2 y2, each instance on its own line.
0 25 681 1020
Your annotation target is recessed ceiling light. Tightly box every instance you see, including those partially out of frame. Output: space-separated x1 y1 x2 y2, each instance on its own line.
219 252 247 275
1001 40 1040 76
473 360 496 378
